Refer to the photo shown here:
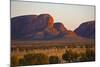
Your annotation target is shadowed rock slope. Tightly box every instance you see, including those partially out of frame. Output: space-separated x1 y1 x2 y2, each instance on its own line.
74 21 95 39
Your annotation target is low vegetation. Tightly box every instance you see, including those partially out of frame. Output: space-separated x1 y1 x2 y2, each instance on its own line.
49 56 60 64
62 49 79 62
11 45 95 66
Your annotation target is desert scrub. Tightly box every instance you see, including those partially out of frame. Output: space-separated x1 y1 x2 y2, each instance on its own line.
62 49 79 62
11 55 20 67
19 53 49 66
49 56 61 64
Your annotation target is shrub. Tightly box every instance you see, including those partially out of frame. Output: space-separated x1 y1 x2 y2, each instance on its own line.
62 50 79 62
32 53 49 65
79 52 88 62
79 48 95 62
11 55 19 67
62 50 72 62
71 52 79 62
86 48 95 61
49 56 60 64
19 54 34 65
19 53 48 65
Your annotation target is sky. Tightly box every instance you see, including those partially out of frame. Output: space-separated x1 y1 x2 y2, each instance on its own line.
11 1 95 31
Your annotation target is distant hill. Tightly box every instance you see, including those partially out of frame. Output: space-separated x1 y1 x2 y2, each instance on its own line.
11 14 95 42
74 21 95 39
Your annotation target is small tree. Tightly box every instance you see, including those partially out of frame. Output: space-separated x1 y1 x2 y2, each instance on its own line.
62 49 79 62
49 56 60 64
62 50 72 62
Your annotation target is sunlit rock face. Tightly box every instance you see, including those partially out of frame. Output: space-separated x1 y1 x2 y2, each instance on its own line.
34 14 54 31
11 14 56 40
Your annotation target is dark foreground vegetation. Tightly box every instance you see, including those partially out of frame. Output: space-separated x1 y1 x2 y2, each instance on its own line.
11 47 95 67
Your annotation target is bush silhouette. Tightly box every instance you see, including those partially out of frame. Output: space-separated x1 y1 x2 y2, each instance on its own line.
19 53 48 65
49 56 60 64
19 54 34 65
62 50 72 62
62 50 79 62
32 53 48 65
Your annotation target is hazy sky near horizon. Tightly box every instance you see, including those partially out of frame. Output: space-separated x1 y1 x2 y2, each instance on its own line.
11 1 95 30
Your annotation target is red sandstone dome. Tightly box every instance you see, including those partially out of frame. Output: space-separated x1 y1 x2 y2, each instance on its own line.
11 14 55 40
